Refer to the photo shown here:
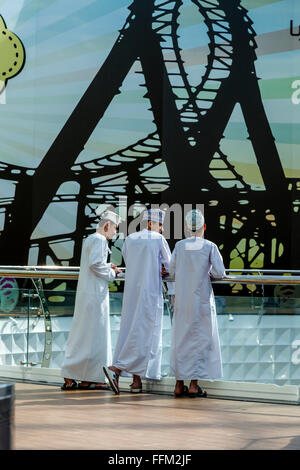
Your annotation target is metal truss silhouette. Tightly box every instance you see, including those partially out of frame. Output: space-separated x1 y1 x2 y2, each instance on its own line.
0 0 299 295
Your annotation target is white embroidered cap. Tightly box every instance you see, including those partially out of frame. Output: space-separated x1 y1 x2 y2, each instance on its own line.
142 208 166 223
185 209 204 231
96 208 122 225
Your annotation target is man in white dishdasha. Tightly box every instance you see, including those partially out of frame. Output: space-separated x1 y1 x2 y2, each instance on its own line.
61 209 122 391
169 209 226 398
104 208 172 394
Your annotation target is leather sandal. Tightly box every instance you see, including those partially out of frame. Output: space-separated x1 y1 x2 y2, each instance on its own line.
61 380 77 391
130 383 142 393
188 385 207 398
77 382 109 390
103 366 120 394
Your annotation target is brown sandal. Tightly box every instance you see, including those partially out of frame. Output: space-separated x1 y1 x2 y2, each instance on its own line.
61 380 77 391
130 381 142 393
188 386 207 398
77 382 109 390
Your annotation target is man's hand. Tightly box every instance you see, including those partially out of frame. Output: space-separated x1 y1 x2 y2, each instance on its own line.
161 265 169 277
111 264 122 275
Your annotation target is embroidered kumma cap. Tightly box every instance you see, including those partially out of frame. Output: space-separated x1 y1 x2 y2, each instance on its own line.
185 209 204 231
96 208 122 225
142 208 166 223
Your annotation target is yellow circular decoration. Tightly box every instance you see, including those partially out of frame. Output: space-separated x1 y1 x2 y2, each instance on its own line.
0 15 25 89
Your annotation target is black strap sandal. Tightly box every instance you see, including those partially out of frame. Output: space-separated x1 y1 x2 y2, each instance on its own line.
103 366 120 394
77 383 110 390
188 385 207 398
130 383 143 393
61 380 77 391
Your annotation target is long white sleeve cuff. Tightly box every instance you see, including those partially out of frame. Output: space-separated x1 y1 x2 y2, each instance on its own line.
90 262 116 282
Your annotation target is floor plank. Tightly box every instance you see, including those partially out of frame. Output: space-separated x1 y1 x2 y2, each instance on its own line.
8 382 300 450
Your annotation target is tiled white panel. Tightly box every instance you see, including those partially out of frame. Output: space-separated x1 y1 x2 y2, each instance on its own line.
243 346 259 363
1 303 300 385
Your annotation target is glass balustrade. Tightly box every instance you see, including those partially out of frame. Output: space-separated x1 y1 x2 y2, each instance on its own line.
0 270 300 387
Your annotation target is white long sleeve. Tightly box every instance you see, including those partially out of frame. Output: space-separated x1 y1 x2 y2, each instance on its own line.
160 236 175 295
89 236 116 282
168 245 177 278
159 236 172 271
209 243 226 279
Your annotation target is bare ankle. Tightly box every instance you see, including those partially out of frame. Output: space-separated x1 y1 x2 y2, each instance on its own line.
133 374 142 385
109 366 121 375
189 380 198 390
64 378 74 385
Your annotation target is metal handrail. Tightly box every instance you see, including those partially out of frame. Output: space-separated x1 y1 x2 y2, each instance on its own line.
1 266 299 274
0 266 80 280
213 276 300 285
0 266 300 284
225 269 300 274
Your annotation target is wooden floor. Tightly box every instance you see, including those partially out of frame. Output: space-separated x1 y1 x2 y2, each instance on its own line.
9 382 300 450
